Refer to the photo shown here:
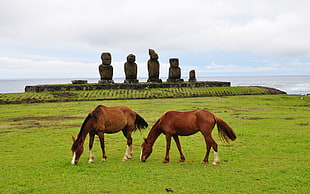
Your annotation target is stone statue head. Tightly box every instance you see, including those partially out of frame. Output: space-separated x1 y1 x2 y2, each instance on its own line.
101 52 112 65
149 49 158 60
127 54 136 63
169 58 179 68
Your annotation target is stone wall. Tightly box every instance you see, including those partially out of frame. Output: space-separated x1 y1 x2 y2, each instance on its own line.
25 81 231 92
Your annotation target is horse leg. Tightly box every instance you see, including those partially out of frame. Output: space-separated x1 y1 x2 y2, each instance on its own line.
163 135 172 163
173 135 185 162
200 129 219 165
211 139 220 165
201 138 211 164
122 128 133 161
202 135 219 165
98 132 107 162
88 133 95 163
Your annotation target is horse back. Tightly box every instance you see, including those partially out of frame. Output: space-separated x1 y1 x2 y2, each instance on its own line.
158 110 216 136
92 105 135 132
159 110 200 136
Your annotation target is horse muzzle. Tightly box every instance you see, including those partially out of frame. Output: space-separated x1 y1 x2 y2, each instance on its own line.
140 155 146 162
71 152 79 165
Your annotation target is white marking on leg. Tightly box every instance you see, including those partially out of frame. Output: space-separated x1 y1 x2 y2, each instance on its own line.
71 152 76 165
122 145 131 161
212 151 220 166
129 145 133 157
88 150 94 163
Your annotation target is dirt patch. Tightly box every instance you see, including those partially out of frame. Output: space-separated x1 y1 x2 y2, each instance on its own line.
238 116 266 120
21 123 80 130
221 145 234 147
0 130 13 134
220 107 265 113
231 113 241 116
9 116 83 122
298 123 309 126
283 117 295 120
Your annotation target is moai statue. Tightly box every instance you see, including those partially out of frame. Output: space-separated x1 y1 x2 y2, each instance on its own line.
188 70 197 82
124 54 138 83
98 52 114 84
147 49 162 83
167 58 183 82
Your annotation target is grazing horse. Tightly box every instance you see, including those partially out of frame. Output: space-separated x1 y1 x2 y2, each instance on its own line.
140 110 236 165
71 105 148 165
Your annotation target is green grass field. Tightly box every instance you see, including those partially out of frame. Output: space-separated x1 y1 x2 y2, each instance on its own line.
0 86 283 104
0 95 309 193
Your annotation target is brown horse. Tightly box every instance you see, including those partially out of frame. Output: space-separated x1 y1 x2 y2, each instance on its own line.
71 105 148 165
140 110 236 165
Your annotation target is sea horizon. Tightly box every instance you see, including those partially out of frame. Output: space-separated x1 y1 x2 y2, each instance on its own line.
0 75 309 95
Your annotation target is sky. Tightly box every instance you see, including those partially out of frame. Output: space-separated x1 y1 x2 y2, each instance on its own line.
0 0 310 79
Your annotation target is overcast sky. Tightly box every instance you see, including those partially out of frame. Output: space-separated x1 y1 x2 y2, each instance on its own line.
0 0 309 79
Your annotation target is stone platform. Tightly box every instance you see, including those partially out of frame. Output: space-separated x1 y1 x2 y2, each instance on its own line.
25 81 231 92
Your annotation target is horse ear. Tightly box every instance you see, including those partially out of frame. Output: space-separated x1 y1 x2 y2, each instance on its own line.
72 136 76 142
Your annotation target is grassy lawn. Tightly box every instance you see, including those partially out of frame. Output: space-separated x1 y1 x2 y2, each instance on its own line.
0 86 283 104
0 95 309 193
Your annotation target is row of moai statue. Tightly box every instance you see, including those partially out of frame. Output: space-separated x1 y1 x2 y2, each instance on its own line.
98 49 197 84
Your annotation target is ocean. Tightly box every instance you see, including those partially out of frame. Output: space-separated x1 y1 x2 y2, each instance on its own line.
0 75 309 95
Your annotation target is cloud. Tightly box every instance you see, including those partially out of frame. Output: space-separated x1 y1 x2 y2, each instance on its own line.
200 59 310 75
0 0 310 79
1 0 310 55
0 56 94 78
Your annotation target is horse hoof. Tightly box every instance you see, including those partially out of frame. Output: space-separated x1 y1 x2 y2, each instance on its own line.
179 159 185 162
212 162 217 166
201 161 207 164
88 160 94 164
162 160 169 163
100 159 107 162
122 158 128 161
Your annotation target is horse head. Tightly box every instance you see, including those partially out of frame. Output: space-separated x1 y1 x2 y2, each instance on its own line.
140 138 153 162
71 136 84 165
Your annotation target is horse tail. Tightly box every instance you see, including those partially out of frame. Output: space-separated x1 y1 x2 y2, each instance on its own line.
214 115 236 143
134 112 148 131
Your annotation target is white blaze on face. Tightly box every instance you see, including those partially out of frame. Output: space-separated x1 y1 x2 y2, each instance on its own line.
140 148 143 161
71 152 76 165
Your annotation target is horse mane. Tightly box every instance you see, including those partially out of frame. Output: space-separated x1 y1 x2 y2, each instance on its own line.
91 105 104 118
76 105 104 140
150 111 171 131
75 113 92 142
146 117 163 143
72 113 92 151
162 111 170 116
